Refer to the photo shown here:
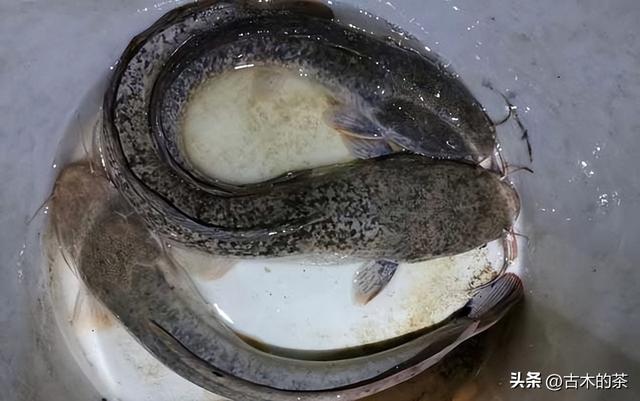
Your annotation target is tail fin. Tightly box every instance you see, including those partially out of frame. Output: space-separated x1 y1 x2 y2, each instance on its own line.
466 273 523 323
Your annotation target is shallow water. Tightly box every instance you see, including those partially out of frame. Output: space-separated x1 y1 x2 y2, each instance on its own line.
183 66 354 184
43 56 520 401
3 0 639 401
36 2 524 399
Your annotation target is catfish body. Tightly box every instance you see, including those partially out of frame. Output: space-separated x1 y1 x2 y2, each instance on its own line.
101 0 507 260
48 162 523 400
105 152 518 261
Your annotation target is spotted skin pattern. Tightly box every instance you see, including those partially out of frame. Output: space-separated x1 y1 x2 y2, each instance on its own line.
102 1 515 261
49 162 524 400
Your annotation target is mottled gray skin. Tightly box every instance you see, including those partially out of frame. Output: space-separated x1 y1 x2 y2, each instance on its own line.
102 148 518 260
101 0 508 259
49 163 523 400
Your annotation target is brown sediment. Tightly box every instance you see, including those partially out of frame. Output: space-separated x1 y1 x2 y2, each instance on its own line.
72 290 117 332
350 248 499 347
469 264 499 289
451 381 480 401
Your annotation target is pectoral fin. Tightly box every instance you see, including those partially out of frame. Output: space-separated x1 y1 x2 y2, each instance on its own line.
352 259 399 305
324 107 386 139
324 107 395 159
341 136 394 159
467 273 523 323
